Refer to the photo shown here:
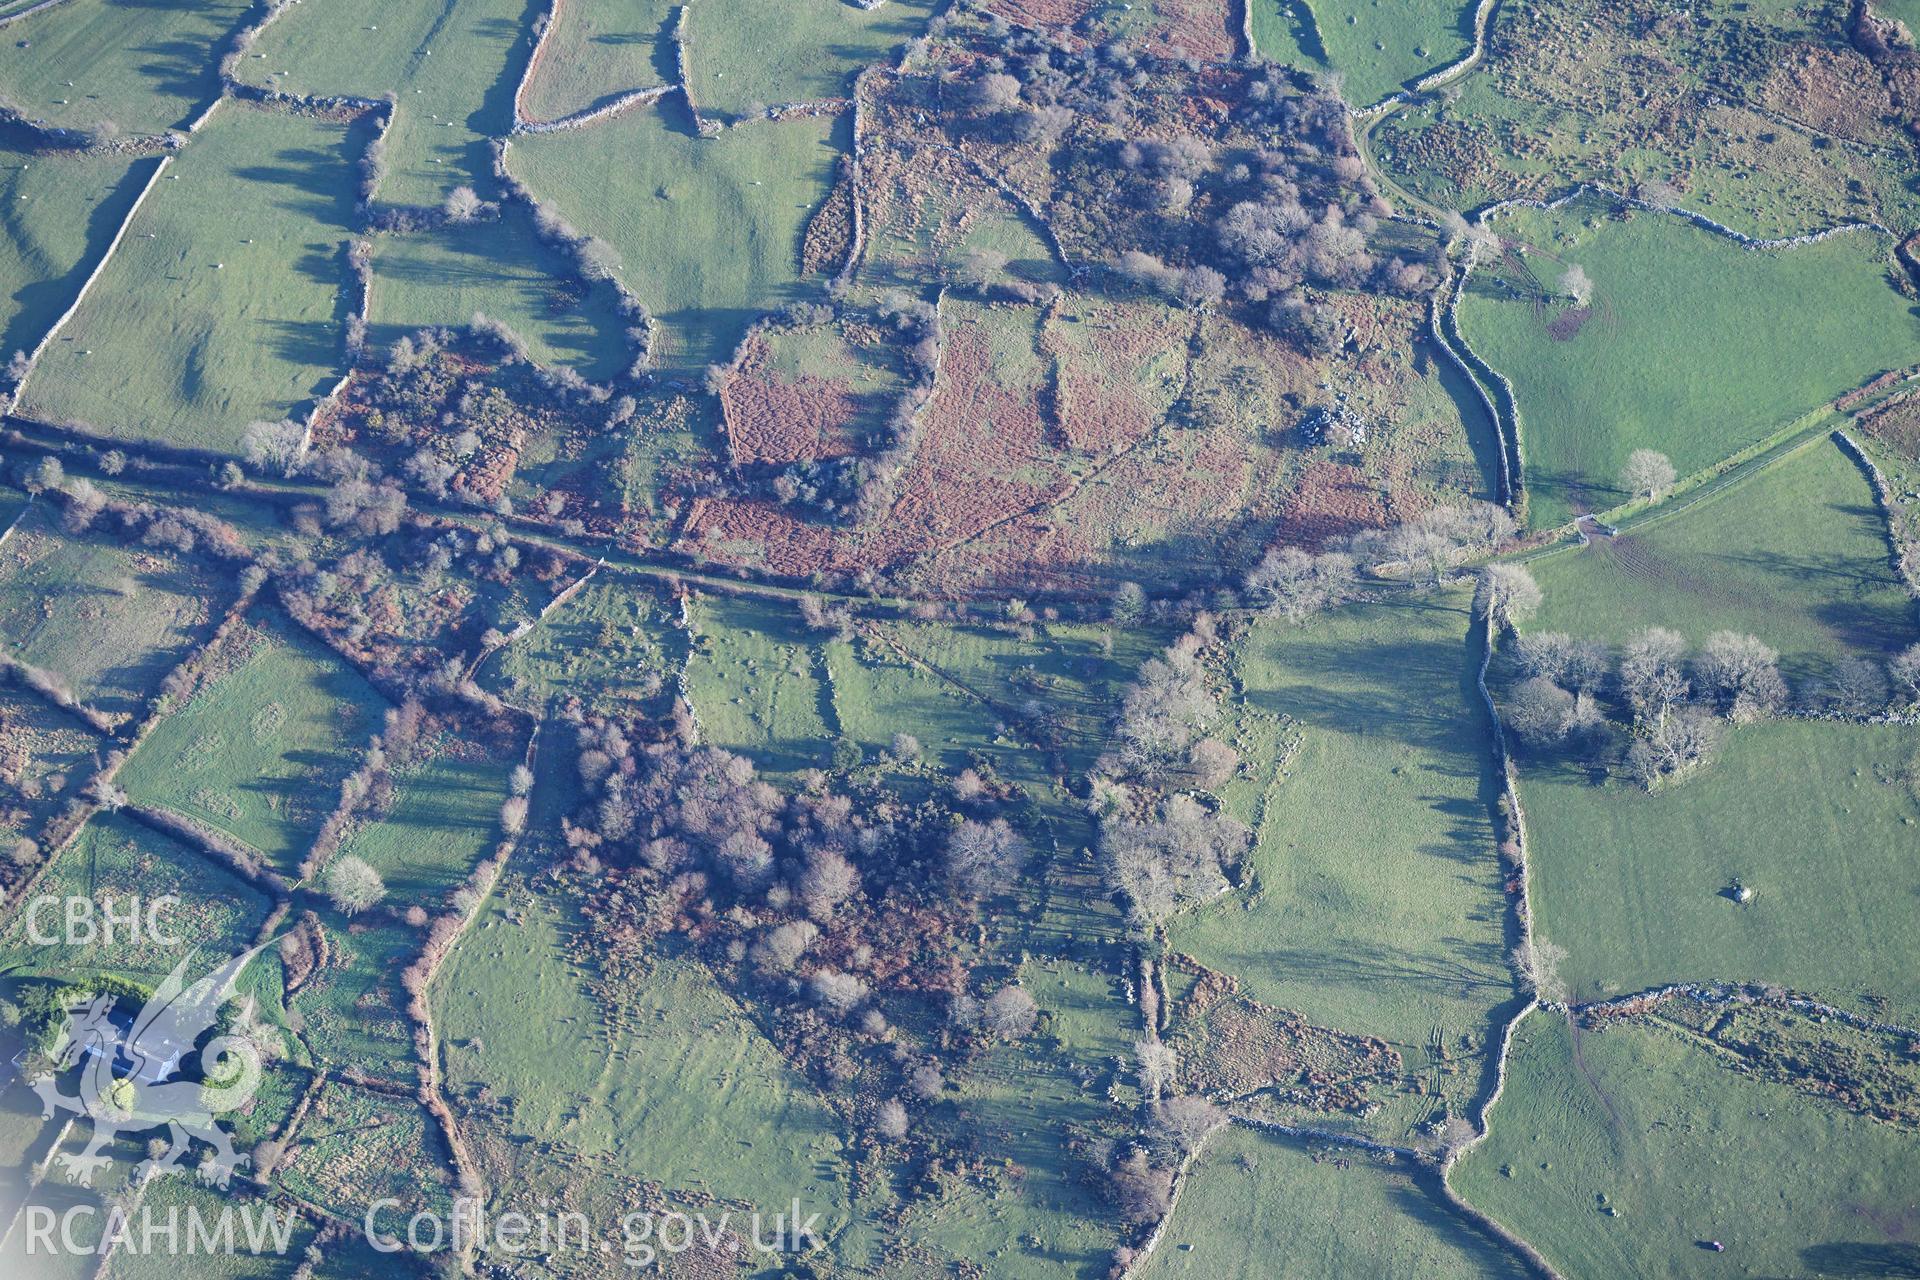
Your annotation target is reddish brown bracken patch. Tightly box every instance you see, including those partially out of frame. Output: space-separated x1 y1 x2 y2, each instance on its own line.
979 0 1101 29
721 336 867 467
1272 459 1390 550
684 309 1073 578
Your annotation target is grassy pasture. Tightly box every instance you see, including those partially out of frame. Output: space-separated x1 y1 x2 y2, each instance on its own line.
855 143 1063 294
1881 0 1920 28
332 743 509 901
0 145 150 363
684 591 834 776
0 0 249 135
882 987 1132 1277
108 1177 317 1280
276 1080 456 1221
231 0 535 205
1249 0 1327 71
0 812 272 979
435 877 849 1215
1522 719 1920 1020
1454 1011 1920 1279
1285 0 1473 105
875 618 1142 783
505 103 842 369
0 503 228 722
1525 439 1919 678
518 0 676 123
289 909 420 1083
368 206 630 379
824 632 1032 785
117 611 388 879
23 101 366 454
685 0 937 122
1170 597 1513 1127
0 1128 141 1280
1142 1125 1528 1280
1458 207 1920 529
479 574 681 712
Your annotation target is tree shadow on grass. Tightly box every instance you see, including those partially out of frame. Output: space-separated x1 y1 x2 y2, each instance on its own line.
0 157 158 360
1801 1243 1920 1278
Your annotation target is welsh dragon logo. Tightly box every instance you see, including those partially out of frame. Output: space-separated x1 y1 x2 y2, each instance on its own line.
27 942 272 1189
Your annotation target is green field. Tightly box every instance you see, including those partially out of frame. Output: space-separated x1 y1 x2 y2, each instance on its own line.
332 744 509 900
1170 597 1513 1129
870 617 1145 784
518 0 675 124
0 0 249 135
0 811 272 978
1270 0 1473 105
108 1178 315 1280
0 146 150 363
684 591 834 775
480 573 680 711
23 101 366 453
288 910 419 1082
1142 1125 1528 1280
117 611 389 877
435 875 849 1216
1455 1011 1920 1279
1523 719 1920 1020
684 0 936 122
231 0 534 205
0 503 227 721
879 980 1135 1277
368 205 630 379
505 102 842 368
275 1080 457 1220
1526 440 1919 678
1459 202 1920 528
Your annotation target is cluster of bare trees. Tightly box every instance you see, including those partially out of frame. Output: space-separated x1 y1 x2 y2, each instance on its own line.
1506 622 1920 788
22 458 253 565
947 31 1434 352
1111 630 1217 775
1242 500 1518 627
1100 795 1250 930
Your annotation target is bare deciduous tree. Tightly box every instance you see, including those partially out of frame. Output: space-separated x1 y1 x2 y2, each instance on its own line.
1116 639 1217 771
1892 642 1920 707
981 985 1038 1037
1559 263 1593 306
1135 1039 1178 1100
242 420 305 478
1512 631 1610 691
324 855 385 916
1695 631 1785 722
1824 656 1891 716
1619 627 1689 721
1504 676 1598 748
1149 1095 1226 1161
1625 707 1722 789
944 817 1029 899
1475 563 1542 629
1622 448 1676 500
809 968 868 1015
1101 796 1249 928
1510 936 1569 1000
1244 547 1358 624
